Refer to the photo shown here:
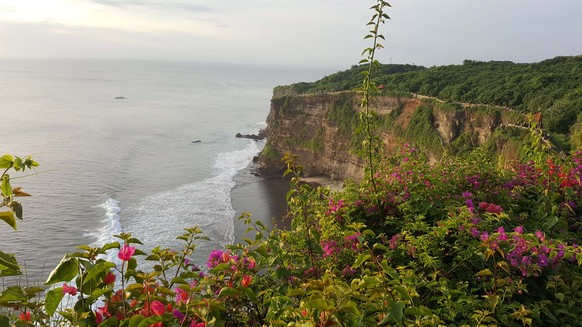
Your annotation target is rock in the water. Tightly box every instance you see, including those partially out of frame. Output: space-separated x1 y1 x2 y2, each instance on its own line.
235 133 263 141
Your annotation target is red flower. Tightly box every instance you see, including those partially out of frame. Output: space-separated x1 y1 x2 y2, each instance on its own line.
63 283 78 296
19 311 31 322
150 300 166 316
118 244 136 261
95 311 103 324
190 322 206 327
241 275 252 287
103 272 116 284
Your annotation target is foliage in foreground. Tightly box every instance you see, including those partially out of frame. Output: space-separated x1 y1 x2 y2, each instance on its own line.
1 140 581 326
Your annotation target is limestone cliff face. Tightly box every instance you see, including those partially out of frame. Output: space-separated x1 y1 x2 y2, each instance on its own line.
259 91 518 181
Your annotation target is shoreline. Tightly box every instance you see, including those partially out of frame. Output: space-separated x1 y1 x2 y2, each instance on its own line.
230 160 344 243
230 161 291 242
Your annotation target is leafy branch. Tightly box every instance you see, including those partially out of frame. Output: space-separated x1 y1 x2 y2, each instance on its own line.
358 0 391 219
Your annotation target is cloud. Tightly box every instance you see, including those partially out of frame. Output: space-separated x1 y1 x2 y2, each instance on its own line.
90 0 213 13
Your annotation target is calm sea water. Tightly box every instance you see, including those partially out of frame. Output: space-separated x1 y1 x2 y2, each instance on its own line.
0 59 330 283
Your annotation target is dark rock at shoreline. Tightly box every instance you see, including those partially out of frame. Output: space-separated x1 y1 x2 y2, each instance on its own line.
235 132 264 141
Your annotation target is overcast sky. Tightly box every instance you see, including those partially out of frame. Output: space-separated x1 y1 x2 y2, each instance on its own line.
0 0 580 69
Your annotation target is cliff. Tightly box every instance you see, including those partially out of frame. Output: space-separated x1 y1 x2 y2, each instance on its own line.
259 90 524 181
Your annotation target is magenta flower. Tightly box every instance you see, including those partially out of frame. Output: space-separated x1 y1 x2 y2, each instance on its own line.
497 227 508 241
173 309 185 321
513 226 524 234
470 227 480 238
389 234 400 250
207 249 225 268
321 240 339 258
344 233 361 251
118 244 136 262
537 254 549 267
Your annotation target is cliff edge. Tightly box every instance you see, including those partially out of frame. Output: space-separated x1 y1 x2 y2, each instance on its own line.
259 90 524 181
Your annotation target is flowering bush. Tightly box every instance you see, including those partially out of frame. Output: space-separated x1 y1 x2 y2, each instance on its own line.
1 146 581 326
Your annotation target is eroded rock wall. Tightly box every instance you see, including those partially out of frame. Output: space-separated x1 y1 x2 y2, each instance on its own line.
259 91 515 181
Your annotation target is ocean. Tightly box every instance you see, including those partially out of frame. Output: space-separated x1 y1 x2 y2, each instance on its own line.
0 58 331 283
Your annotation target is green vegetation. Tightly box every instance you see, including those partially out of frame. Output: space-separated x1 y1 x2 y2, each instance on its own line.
284 55 582 150
0 1 580 326
403 105 443 155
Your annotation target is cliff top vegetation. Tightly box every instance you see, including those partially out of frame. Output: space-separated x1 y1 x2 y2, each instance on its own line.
276 56 582 150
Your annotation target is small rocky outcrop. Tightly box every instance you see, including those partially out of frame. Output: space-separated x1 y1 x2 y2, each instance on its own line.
235 133 264 141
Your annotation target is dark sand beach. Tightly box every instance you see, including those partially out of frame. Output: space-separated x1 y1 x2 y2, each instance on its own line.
231 162 291 242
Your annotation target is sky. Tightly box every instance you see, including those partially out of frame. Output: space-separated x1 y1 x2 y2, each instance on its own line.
0 0 581 69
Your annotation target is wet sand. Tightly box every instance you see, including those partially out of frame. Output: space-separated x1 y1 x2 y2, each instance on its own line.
231 162 291 242
230 161 345 243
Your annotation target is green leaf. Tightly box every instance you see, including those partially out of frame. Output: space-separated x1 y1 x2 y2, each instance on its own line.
0 286 27 305
136 315 163 327
98 317 118 327
242 286 259 303
353 253 371 268
475 269 492 277
1 175 12 197
305 298 329 310
404 306 432 317
0 250 21 276
13 157 22 171
379 301 406 326
0 155 13 169
0 211 16 229
219 287 242 297
45 256 79 285
373 243 389 252
542 216 559 230
11 201 23 220
45 288 65 317
128 314 145 327
84 261 116 284
101 242 120 252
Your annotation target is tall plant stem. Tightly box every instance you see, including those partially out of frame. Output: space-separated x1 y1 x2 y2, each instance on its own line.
361 0 390 219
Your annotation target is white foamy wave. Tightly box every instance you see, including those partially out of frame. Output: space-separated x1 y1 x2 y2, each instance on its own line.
95 198 123 264
121 140 262 262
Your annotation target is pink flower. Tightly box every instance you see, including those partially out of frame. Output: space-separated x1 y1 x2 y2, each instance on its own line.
150 300 165 316
486 203 503 214
190 322 206 327
63 283 78 296
175 287 189 305
535 230 546 242
321 240 339 258
513 226 524 234
497 227 508 241
118 244 136 261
